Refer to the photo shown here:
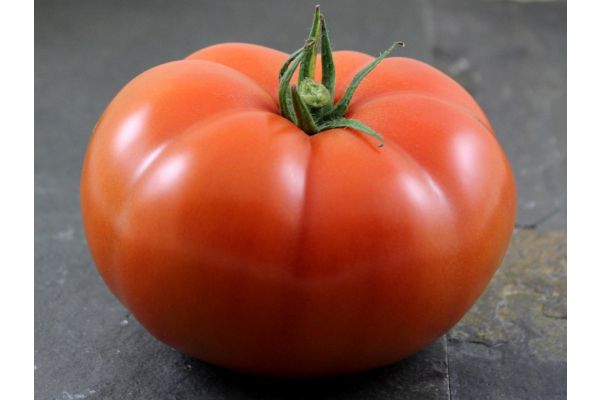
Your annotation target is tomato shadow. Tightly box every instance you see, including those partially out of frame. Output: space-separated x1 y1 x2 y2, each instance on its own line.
180 338 447 399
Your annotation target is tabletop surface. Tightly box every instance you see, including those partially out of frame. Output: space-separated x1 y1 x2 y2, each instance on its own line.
35 1 566 399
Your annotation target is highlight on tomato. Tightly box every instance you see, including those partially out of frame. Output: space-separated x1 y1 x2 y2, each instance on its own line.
81 6 516 377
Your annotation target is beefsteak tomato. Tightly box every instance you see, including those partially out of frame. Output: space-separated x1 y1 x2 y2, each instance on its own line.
81 7 516 377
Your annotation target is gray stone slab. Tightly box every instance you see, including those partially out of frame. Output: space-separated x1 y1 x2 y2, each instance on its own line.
447 229 567 400
432 0 566 229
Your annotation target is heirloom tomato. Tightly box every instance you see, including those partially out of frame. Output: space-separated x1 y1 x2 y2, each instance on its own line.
81 7 516 377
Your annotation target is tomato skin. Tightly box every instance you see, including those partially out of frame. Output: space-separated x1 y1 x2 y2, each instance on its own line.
81 43 516 377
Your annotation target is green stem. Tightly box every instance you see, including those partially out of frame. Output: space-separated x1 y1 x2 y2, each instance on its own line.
299 78 330 108
276 7 404 147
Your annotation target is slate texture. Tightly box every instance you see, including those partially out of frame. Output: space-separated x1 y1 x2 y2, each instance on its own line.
448 229 567 400
35 0 566 399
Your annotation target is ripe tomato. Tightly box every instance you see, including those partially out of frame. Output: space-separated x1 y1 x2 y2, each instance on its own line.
81 9 515 377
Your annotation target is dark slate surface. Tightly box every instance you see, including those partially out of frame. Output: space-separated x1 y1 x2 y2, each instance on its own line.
448 229 567 400
35 0 566 399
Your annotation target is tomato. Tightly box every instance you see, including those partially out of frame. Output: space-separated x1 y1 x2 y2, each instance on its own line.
81 7 515 377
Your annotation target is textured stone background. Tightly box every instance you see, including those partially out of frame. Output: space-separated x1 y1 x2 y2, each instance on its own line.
35 0 566 399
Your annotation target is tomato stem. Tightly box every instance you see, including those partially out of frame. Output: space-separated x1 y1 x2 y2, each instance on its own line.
277 6 404 147
298 78 330 108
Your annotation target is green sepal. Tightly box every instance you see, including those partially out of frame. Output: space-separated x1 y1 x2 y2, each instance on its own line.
319 14 335 104
328 41 404 119
318 118 385 147
278 47 303 80
291 85 319 134
278 39 316 123
299 6 321 82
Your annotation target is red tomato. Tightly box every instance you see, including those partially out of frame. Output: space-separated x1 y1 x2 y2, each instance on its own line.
81 15 515 376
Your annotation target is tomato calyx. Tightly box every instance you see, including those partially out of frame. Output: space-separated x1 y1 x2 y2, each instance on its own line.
278 5 405 147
